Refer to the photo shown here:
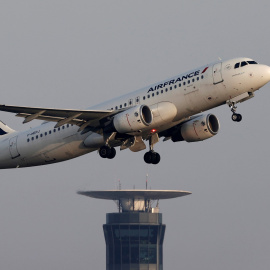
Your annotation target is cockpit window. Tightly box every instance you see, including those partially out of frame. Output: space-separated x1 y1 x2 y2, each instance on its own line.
247 61 258 64
234 60 258 69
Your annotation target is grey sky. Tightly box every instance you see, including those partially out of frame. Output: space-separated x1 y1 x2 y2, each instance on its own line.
1 1 270 269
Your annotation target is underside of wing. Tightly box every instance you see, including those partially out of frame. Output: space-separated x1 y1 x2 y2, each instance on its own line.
0 104 115 130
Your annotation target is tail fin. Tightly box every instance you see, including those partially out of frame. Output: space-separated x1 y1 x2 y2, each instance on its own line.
0 120 15 135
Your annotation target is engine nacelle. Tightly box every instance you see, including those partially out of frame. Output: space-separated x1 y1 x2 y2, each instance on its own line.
150 102 177 126
172 114 220 142
83 132 105 148
112 105 153 134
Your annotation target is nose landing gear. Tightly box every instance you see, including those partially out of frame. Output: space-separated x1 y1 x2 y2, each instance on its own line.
231 113 242 122
228 101 242 122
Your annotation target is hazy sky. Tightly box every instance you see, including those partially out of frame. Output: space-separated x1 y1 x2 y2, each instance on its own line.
1 1 270 269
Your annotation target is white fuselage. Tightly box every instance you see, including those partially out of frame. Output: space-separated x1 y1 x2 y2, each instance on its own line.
1 57 270 169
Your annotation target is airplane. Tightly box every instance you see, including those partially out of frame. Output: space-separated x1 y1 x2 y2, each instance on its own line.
0 57 269 169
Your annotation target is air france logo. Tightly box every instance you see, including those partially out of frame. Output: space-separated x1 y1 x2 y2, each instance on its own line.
147 67 208 93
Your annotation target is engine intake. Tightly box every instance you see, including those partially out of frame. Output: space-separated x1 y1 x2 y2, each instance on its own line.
172 114 220 142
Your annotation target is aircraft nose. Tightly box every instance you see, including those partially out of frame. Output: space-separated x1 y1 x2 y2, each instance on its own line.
262 65 270 82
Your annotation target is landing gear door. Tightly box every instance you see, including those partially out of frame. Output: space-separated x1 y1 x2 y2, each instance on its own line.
212 62 223 84
9 136 20 159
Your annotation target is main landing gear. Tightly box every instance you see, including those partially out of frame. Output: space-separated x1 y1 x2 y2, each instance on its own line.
144 151 160 165
144 135 161 165
99 145 116 159
228 101 242 122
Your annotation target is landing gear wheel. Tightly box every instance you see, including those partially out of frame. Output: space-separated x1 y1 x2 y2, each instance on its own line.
99 146 111 158
144 151 161 164
107 147 116 159
151 152 161 165
231 113 238 122
236 114 242 122
232 113 242 122
144 151 153 164
144 134 161 164
228 101 242 122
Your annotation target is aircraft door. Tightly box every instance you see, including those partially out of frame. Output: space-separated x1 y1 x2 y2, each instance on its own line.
9 136 20 159
212 63 223 84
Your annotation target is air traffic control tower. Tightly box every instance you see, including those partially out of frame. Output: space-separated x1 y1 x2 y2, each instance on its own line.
78 189 191 270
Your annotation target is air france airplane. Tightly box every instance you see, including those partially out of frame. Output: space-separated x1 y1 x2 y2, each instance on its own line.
0 57 270 169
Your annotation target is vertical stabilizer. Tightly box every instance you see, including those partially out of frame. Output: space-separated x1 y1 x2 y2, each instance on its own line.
0 120 15 136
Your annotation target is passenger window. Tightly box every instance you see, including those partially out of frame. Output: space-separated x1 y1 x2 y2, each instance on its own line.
40 134 43 137
241 61 248 67
54 129 56 132
152 93 154 97
197 77 199 81
67 124 69 128
120 105 122 109
192 79 195 82
234 63 240 69
27 138 30 142
183 82 186 86
165 88 168 92
36 135 38 139
31 137 34 141
170 87 172 90
49 130 52 134
156 91 159 95
201 75 204 79
58 127 60 131
174 85 177 89
188 80 190 84
147 94 150 98
179 83 181 87
45 132 47 136
62 126 65 129
161 90 163 94
115 106 118 110
124 103 127 107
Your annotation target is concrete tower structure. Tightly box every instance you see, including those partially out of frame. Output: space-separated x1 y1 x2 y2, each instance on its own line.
78 189 191 270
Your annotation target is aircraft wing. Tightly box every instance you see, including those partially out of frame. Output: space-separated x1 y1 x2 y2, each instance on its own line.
0 104 116 130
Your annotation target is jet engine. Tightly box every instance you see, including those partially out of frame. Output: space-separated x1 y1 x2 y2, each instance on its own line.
171 114 220 142
109 105 153 134
83 132 105 148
